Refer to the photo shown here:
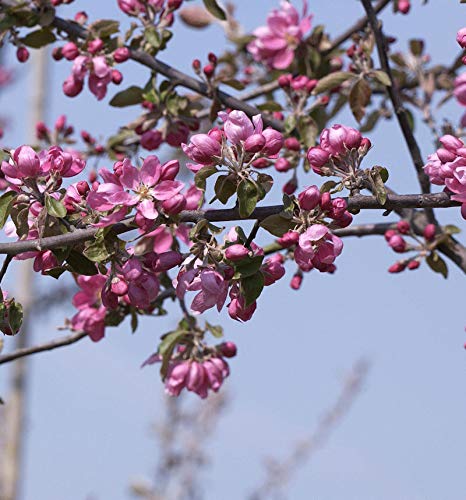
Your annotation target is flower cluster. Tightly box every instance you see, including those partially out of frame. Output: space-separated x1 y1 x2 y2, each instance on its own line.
60 40 128 100
247 1 312 70
306 124 371 177
423 135 466 218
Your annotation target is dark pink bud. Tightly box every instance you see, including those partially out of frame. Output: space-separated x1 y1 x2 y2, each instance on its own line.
76 181 90 195
319 191 332 211
359 137 371 154
208 52 217 64
290 273 303 290
330 197 347 218
277 230 299 248
457 28 466 49
168 0 183 8
208 127 223 143
283 178 297 195
307 146 330 170
225 244 249 262
161 159 179 180
244 133 266 153
252 158 270 169
334 211 353 228
275 157 292 172
384 229 397 242
62 42 79 61
220 341 237 358
305 79 318 94
16 47 29 63
397 0 410 14
88 38 104 54
36 122 49 140
397 220 410 234
111 69 123 84
52 47 63 60
203 64 215 77
55 114 66 132
423 224 436 241
291 75 309 91
262 128 284 156
140 130 163 150
63 76 83 97
74 11 88 23
154 251 183 272
278 74 292 88
162 193 186 214
113 47 131 63
284 137 300 151
111 278 128 296
388 262 406 273
388 234 407 253
192 59 201 71
298 185 320 211
407 260 420 270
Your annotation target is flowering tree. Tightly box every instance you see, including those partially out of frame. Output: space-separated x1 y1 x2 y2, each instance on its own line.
0 0 465 402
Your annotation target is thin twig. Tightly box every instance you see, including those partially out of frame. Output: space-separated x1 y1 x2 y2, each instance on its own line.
0 254 12 284
0 331 88 366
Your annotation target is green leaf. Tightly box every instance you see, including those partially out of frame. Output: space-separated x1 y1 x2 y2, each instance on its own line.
0 191 17 229
312 71 356 95
371 70 392 87
195 165 218 191
158 330 189 378
349 78 371 123
443 224 461 235
256 101 283 112
241 272 264 307
260 214 294 237
320 180 338 193
45 194 67 218
203 0 227 20
369 167 387 205
221 79 245 90
66 251 98 276
214 175 236 204
144 26 162 49
8 301 23 335
297 115 318 148
237 179 258 218
110 86 144 107
21 28 56 48
284 115 297 135
409 39 424 57
234 255 264 278
89 19 120 38
205 321 223 338
426 251 448 279
131 310 138 333
83 235 114 263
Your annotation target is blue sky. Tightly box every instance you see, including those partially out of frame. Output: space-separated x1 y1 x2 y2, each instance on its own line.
1 1 466 499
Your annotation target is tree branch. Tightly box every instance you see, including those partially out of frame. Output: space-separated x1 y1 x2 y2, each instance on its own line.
0 192 458 256
0 331 88 366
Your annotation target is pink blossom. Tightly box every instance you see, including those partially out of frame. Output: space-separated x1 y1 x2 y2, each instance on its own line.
298 185 320 211
225 244 249 261
457 27 466 49
261 254 285 286
454 73 466 106
181 133 221 164
247 1 312 69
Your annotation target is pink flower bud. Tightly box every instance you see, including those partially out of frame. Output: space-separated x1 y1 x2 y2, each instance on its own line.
252 158 270 169
203 64 215 78
275 157 292 172
283 178 297 195
113 47 131 63
291 75 309 91
384 229 397 241
74 11 88 23
111 69 123 84
161 193 186 214
330 197 347 218
140 130 163 150
439 134 463 152
305 79 318 94
153 251 182 272
437 148 456 163
388 262 406 273
319 191 332 211
262 129 284 156
396 220 410 234
111 278 129 296
168 0 183 9
388 234 407 253
161 159 179 181
36 122 49 140
334 211 353 228
290 273 303 290
55 115 66 132
244 133 266 153
208 127 223 143
220 341 237 358
13 146 41 177
88 38 104 54
16 46 29 63
284 137 300 151
62 42 79 61
298 185 320 211
423 223 436 241
76 180 90 195
277 230 299 248
307 146 330 171
397 0 410 14
63 76 84 97
278 74 292 88
182 134 221 164
359 137 371 154
407 260 420 270
457 28 466 49
225 244 249 261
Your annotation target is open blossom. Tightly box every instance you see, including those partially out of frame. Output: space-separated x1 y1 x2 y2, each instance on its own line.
227 284 256 322
423 134 466 218
247 1 312 69
294 224 343 273
175 267 229 314
70 275 107 342
63 54 113 100
87 156 184 226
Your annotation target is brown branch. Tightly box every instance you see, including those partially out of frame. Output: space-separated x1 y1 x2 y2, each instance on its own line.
0 331 88 366
360 0 432 199
0 192 458 256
